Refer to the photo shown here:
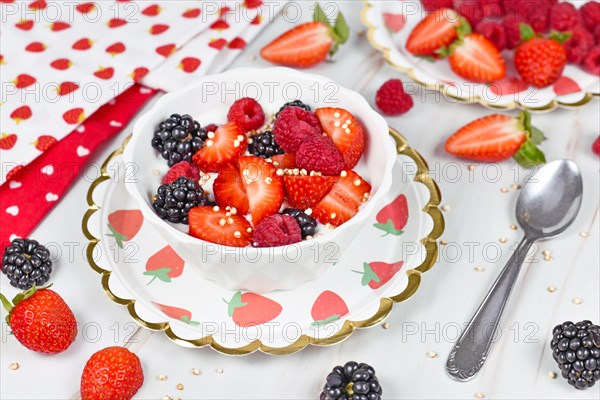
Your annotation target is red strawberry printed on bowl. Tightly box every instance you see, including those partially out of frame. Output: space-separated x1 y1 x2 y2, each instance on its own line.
149 98 374 249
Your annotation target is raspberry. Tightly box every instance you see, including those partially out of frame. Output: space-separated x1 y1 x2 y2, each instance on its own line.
296 135 344 176
503 0 525 16
582 45 600 76
550 2 580 32
563 27 594 64
595 25 600 45
420 0 454 12
592 136 600 156
454 0 484 28
204 124 218 133
162 161 200 184
504 13 528 49
375 79 414 116
227 97 265 132
252 214 301 247
273 106 321 153
525 1 550 33
480 0 503 18
580 1 600 33
476 20 506 50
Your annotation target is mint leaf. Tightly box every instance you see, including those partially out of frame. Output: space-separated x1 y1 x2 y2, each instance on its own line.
530 126 546 145
417 55 436 62
520 23 535 41
456 17 472 38
313 3 329 25
514 140 546 168
549 31 571 43
0 292 13 314
333 12 349 44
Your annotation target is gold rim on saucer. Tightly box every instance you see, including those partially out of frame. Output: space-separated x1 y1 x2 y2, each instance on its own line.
82 129 444 355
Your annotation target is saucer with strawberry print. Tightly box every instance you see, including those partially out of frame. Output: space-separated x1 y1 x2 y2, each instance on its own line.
362 0 600 111
83 130 443 355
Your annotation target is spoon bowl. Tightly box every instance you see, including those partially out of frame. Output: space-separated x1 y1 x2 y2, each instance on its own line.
516 160 583 239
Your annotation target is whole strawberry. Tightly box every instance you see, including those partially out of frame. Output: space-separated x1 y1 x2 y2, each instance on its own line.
0 286 77 354
81 346 144 400
514 24 569 88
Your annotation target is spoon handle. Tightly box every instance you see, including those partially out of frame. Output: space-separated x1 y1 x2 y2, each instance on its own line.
446 236 534 381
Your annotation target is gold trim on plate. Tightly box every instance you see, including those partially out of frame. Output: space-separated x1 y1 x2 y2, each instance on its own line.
82 129 444 355
360 0 599 112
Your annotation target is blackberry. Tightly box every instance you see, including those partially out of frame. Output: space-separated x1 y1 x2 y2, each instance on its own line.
275 100 311 118
320 361 382 400
2 238 52 290
152 177 209 224
282 208 316 239
248 131 283 158
551 320 600 390
151 113 207 166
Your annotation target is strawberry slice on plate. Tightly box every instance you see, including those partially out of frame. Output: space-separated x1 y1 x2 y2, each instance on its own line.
238 156 284 225
283 175 338 209
192 121 246 173
444 32 506 82
313 170 371 226
213 163 250 215
315 108 365 169
445 110 546 167
189 206 253 247
406 8 462 56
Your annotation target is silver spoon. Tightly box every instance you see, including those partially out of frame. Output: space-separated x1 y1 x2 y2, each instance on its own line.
446 159 583 381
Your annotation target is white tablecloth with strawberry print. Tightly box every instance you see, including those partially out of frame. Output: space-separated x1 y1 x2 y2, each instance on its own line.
0 0 284 185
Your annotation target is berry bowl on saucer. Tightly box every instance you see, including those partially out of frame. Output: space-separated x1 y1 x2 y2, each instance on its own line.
123 67 395 293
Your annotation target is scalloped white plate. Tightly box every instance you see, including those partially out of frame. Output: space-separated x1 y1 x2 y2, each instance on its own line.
83 133 442 355
361 0 600 111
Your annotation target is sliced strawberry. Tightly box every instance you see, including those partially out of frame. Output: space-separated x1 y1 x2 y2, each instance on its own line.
237 156 284 225
445 111 546 167
447 33 506 82
283 175 338 210
315 108 365 169
192 121 246 173
313 170 371 226
188 206 252 247
406 8 462 56
313 193 357 227
213 163 250 215
333 170 372 205
261 22 332 68
271 153 297 169
260 4 349 69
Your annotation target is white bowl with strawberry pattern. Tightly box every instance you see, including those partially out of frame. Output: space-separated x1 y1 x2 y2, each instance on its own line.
124 67 395 293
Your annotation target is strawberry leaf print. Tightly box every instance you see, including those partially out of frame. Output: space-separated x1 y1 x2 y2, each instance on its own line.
373 194 408 236
144 245 184 284
310 290 349 326
143 268 172 285
106 209 143 248
354 261 404 289
106 223 128 248
353 263 380 286
224 292 281 327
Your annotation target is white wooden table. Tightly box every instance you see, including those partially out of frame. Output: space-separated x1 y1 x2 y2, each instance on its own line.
1 2 599 399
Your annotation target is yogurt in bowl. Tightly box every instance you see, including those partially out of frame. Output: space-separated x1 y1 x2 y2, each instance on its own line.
124 67 395 293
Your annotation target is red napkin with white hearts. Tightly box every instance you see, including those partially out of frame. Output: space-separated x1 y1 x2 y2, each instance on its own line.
0 0 285 252
0 84 157 250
